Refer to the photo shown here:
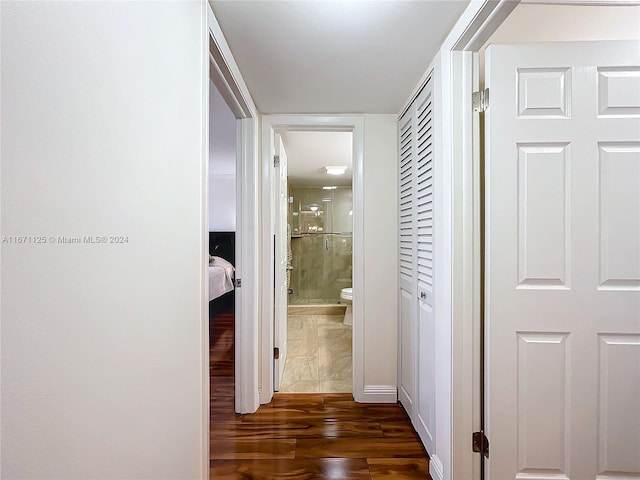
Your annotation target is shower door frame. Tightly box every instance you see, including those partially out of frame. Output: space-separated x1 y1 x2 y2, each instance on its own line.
260 115 365 404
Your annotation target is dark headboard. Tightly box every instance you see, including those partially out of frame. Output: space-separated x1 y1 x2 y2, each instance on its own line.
209 231 235 266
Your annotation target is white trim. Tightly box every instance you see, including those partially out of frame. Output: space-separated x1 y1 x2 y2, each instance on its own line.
429 454 445 480
449 0 520 52
351 117 365 403
259 122 275 404
450 48 481 480
260 115 365 404
235 118 260 414
398 61 438 119
206 2 260 420
199 3 209 477
206 3 257 119
362 385 398 403
442 2 520 480
433 49 454 480
523 0 640 4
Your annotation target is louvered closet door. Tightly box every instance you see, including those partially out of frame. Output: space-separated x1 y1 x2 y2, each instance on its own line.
414 79 436 454
398 108 416 417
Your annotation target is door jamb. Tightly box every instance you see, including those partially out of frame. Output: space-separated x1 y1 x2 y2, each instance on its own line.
206 0 260 424
260 115 365 404
444 2 519 480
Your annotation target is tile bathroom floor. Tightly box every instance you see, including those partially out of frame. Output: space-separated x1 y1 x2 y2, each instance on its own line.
279 314 352 393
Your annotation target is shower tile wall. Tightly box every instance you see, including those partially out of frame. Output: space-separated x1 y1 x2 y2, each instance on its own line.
289 186 352 305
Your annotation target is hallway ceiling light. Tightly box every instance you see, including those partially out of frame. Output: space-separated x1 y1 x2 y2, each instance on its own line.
309 204 320 212
323 186 338 190
325 166 347 176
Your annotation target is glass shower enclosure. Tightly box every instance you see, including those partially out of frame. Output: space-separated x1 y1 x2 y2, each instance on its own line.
288 186 352 305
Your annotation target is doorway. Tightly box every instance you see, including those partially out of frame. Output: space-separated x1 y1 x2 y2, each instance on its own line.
207 79 237 426
260 116 365 404
276 131 354 394
206 4 261 422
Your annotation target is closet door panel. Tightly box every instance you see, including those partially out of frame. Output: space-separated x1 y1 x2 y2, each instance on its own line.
414 80 436 454
398 76 436 456
398 109 416 416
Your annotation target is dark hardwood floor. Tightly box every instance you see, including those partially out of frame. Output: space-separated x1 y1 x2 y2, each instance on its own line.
209 304 431 479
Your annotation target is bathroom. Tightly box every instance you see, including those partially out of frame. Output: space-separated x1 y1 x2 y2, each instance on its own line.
279 131 353 393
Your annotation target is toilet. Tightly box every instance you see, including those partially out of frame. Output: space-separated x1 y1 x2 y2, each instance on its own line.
340 287 353 326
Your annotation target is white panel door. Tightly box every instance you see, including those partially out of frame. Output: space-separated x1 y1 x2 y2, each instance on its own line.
485 41 640 480
398 108 416 417
414 79 436 455
274 134 288 391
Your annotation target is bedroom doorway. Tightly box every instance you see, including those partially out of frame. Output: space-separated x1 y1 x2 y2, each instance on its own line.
207 80 238 431
206 5 261 421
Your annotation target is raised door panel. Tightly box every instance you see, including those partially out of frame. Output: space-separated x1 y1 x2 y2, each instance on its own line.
398 288 415 416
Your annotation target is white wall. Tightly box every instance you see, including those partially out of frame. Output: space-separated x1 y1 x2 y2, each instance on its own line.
1 2 207 478
486 3 640 44
208 175 236 231
209 80 236 231
481 3 640 80
362 115 398 392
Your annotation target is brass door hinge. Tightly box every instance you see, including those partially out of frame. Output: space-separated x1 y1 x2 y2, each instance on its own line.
473 431 489 458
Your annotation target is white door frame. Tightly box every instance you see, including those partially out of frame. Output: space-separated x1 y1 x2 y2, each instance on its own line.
260 115 365 404
206 1 260 427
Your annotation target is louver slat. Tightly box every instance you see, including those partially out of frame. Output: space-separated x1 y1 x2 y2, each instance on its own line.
399 113 414 282
415 91 434 288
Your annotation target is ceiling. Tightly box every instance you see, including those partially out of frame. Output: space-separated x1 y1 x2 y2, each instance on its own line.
209 0 470 114
209 0 469 183
282 131 353 187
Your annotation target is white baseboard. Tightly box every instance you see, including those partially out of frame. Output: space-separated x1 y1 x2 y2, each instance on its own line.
361 385 398 403
430 454 444 480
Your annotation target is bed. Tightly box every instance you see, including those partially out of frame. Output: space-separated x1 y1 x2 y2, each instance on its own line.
208 232 235 310
209 256 234 301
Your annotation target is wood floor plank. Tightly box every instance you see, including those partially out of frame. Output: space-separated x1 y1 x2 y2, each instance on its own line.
367 458 431 479
269 393 325 409
210 410 243 424
211 419 383 440
211 395 234 409
243 404 408 423
295 437 426 459
210 458 371 479
379 421 422 439
211 379 235 398
210 439 296 460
